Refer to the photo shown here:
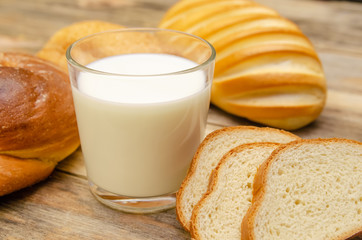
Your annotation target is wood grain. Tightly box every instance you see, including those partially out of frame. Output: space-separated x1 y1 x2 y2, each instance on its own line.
0 171 188 239
256 0 362 56
0 0 361 239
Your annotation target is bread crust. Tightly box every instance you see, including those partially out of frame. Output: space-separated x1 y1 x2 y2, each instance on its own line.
189 6 279 39
0 155 55 196
214 44 320 76
176 126 299 231
191 142 281 240
37 20 123 70
160 0 255 30
0 52 80 196
241 138 362 240
176 127 242 230
159 0 327 130
161 0 253 24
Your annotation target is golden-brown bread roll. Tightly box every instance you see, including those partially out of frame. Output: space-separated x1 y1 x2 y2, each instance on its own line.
0 155 54 196
37 20 124 71
159 0 327 130
0 52 80 196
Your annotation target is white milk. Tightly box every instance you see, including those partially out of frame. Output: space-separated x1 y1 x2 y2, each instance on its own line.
72 53 211 197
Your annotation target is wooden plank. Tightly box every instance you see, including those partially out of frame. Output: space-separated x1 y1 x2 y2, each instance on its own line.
0 171 189 239
57 148 87 177
319 52 362 87
0 0 177 54
0 0 361 239
1 0 362 56
255 0 362 55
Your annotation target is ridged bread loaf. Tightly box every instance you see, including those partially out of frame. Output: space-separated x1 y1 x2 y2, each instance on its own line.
159 0 327 130
241 138 362 240
176 126 300 231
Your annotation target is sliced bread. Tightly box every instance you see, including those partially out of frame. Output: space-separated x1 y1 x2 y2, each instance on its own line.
191 142 281 240
176 126 300 231
241 138 362 240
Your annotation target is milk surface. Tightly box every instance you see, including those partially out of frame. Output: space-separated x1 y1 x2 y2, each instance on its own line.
72 53 211 197
78 54 205 103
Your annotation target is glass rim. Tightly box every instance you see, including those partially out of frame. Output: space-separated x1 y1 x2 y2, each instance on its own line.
65 27 216 77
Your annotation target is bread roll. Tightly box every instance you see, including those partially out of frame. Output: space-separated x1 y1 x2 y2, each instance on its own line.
159 0 327 130
37 20 124 71
0 52 80 196
241 138 362 240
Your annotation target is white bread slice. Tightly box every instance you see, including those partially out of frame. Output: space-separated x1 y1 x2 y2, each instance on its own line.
241 138 362 240
191 142 281 240
176 126 300 231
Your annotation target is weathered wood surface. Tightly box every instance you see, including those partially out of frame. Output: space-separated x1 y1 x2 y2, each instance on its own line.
0 0 362 239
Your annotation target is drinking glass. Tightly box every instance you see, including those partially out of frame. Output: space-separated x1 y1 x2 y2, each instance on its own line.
66 28 215 213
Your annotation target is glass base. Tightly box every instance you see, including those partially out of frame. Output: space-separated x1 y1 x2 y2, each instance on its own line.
88 180 176 214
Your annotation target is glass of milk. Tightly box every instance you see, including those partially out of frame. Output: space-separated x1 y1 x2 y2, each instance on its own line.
66 28 215 213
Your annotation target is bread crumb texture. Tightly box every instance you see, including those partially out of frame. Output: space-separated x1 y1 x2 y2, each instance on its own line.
253 139 362 240
177 126 299 230
192 143 280 239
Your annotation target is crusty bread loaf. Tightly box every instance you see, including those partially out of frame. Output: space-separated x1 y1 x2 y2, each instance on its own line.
241 138 362 240
191 142 281 240
0 155 55 196
37 20 123 71
176 126 300 231
0 52 80 196
159 0 327 130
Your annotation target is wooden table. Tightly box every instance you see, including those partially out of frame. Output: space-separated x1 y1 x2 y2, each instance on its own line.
0 0 361 239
